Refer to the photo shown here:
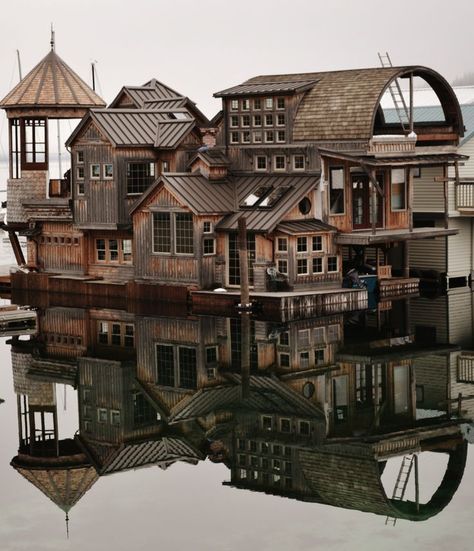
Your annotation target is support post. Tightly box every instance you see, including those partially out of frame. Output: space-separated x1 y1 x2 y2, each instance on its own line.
403 241 410 278
8 231 26 265
408 168 414 232
409 73 414 134
414 454 419 512
238 217 251 309
370 169 377 236
240 312 251 400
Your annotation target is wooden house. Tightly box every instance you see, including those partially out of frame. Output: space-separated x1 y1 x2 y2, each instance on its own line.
1 53 469 299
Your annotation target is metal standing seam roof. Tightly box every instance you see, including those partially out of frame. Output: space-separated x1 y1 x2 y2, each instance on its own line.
188 148 231 168
217 173 321 232
214 80 318 97
276 220 337 235
155 119 196 148
241 66 462 141
161 174 236 214
111 79 184 108
101 437 204 474
143 97 188 110
169 375 323 423
0 49 105 110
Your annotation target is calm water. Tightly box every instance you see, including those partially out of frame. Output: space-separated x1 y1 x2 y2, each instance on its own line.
0 278 473 550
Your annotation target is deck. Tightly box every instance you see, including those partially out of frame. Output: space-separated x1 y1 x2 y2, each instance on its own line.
192 287 368 321
0 305 37 335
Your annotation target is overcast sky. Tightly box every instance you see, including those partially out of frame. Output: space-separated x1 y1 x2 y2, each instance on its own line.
0 0 473 120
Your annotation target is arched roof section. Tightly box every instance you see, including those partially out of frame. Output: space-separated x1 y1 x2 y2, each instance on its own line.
299 439 467 521
254 66 465 141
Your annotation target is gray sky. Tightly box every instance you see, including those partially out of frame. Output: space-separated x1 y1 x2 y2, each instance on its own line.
0 0 473 120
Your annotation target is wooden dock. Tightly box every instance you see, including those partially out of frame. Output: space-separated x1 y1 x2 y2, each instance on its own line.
379 277 420 298
192 287 368 321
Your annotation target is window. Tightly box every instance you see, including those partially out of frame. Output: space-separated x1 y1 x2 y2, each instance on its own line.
156 344 175 386
161 160 170 173
253 131 262 143
156 344 197 390
299 421 310 435
203 221 212 233
264 131 274 143
327 256 338 272
297 258 308 275
95 238 132 264
253 114 262 126
77 150 84 163
329 167 345 214
103 164 113 179
179 347 198 389
303 381 315 398
133 392 157 426
298 329 311 347
241 115 250 127
90 164 100 179
127 162 155 194
299 197 311 214
297 237 307 252
265 114 273 126
110 410 121 426
279 331 289 346
276 130 285 143
265 97 273 109
206 346 218 364
175 213 194 254
315 348 325 365
262 416 273 430
203 238 215 255
277 259 288 275
277 97 285 109
313 327 325 344
293 155 305 170
391 168 406 210
77 166 85 180
312 257 323 273
277 113 285 126
281 418 291 432
274 155 285 171
242 99 249 110
230 115 239 127
10 119 21 178
230 131 239 143
153 212 194 255
312 236 322 251
256 156 267 171
277 237 288 252
22 118 47 166
97 321 134 347
253 98 262 109
231 99 238 110
327 324 340 342
97 408 108 423
300 351 310 368
242 131 250 143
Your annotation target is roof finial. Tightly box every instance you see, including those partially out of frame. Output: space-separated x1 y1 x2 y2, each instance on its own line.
66 513 69 539
50 23 55 51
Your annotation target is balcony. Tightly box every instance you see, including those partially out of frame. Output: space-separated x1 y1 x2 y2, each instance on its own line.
368 134 417 157
455 181 474 213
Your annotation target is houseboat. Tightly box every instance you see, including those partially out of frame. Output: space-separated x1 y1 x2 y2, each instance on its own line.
0 41 467 303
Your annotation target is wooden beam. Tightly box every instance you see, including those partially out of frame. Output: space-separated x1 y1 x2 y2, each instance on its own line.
361 164 384 197
409 73 414 134
8 231 25 265
371 171 377 236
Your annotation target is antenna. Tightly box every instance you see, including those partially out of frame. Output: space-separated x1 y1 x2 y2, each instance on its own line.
50 23 55 51
16 50 22 81
91 61 97 91
66 513 69 539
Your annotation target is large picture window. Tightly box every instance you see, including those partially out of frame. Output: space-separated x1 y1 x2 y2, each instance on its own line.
127 162 155 195
156 344 197 389
391 168 406 210
329 167 345 214
152 212 194 255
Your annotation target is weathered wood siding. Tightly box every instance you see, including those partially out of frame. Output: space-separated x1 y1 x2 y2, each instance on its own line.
412 165 445 213
40 306 88 359
37 222 84 273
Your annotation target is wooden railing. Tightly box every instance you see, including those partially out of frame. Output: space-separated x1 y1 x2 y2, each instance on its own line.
377 265 392 279
455 182 474 210
368 135 417 155
457 354 474 383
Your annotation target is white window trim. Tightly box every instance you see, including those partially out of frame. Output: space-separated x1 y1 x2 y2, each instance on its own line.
203 237 216 256
103 163 113 180
76 151 84 164
293 155 305 171
230 99 238 110
90 164 101 179
277 259 288 275
241 99 250 111
273 155 286 171
76 166 84 180
264 131 274 143
255 155 268 171
312 235 323 252
276 131 286 143
230 116 239 128
242 131 251 143
253 115 262 127
253 131 262 143
203 221 213 234
264 114 274 127
312 257 324 274
297 258 309 276
230 132 239 144
276 114 285 126
265 97 273 110
276 98 285 110
327 256 339 273
296 236 308 253
277 236 288 252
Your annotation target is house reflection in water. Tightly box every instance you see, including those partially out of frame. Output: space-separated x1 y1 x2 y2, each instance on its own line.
6 295 471 525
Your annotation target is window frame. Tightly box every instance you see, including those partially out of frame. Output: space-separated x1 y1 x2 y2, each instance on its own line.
90 164 101 180
103 163 113 179
391 168 407 212
329 166 345 215
152 211 194 256
293 155 305 171
255 155 268 171
126 161 155 195
274 155 286 171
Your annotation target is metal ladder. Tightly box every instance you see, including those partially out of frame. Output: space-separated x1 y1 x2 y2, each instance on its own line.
385 454 415 526
378 51 410 131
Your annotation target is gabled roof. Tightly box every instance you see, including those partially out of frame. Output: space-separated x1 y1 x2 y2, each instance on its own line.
143 97 188 110
217 173 320 233
0 49 105 111
109 79 209 125
130 173 236 216
66 109 196 148
188 148 231 168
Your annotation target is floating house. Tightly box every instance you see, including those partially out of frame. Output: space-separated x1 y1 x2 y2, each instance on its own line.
0 42 468 301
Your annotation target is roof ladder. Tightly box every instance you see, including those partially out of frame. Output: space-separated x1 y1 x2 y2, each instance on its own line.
385 454 415 526
378 51 410 132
